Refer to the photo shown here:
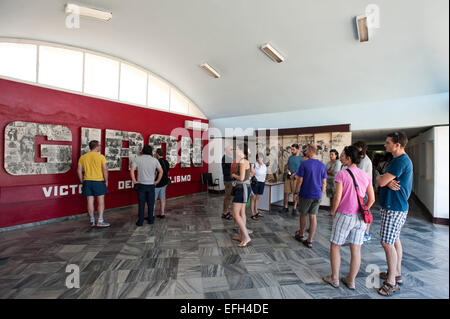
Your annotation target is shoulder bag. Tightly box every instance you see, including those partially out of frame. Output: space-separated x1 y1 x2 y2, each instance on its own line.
346 168 373 224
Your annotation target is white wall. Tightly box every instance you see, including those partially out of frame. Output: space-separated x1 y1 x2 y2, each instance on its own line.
210 93 449 134
434 126 449 219
407 126 449 220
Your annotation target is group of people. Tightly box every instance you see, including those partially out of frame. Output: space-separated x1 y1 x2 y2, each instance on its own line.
221 132 413 297
77 142 170 228
78 131 413 297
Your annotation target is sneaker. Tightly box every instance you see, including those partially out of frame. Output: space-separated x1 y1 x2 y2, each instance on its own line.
96 221 110 228
363 233 371 242
90 221 96 228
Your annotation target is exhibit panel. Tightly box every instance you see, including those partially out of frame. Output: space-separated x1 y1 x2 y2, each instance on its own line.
0 78 209 228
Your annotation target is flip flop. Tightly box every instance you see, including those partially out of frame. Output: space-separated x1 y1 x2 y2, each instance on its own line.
322 275 339 288
237 240 252 247
232 235 241 242
341 277 356 290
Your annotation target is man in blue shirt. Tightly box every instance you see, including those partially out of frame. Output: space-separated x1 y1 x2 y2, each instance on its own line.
283 144 302 214
376 132 413 297
293 144 327 248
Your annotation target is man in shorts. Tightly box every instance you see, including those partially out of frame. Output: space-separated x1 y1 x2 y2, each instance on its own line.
77 140 110 228
221 145 234 220
376 131 413 296
293 144 327 248
283 144 302 214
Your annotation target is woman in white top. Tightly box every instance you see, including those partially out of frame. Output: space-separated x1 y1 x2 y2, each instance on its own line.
325 149 342 216
250 153 267 220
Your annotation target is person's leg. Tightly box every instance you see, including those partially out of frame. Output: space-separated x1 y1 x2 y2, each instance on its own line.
381 242 398 286
233 203 250 243
137 187 146 225
299 214 307 237
394 238 403 277
330 243 341 281
347 244 362 283
325 196 333 216
292 181 298 210
87 196 95 219
307 214 317 242
239 203 251 244
250 195 257 216
160 198 166 216
223 182 232 215
147 185 156 223
97 195 105 219
283 192 289 209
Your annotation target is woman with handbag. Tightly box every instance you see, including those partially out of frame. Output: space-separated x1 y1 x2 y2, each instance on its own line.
250 153 267 220
230 144 254 247
322 145 375 290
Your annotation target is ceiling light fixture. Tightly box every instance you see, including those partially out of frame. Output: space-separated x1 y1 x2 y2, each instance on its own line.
261 43 284 63
200 63 220 78
65 3 112 21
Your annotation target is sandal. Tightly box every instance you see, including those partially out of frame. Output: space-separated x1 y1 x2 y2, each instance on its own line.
221 212 233 220
250 215 258 220
379 272 403 285
255 212 264 218
303 241 313 249
322 275 339 288
377 282 400 296
237 240 252 247
341 277 356 290
294 233 305 242
232 235 241 242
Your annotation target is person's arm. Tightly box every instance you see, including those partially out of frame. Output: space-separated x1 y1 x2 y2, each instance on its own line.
366 184 375 209
130 165 138 185
231 162 246 181
77 164 83 183
293 176 303 200
155 166 163 185
102 163 108 187
376 172 397 188
330 182 343 216
322 178 326 194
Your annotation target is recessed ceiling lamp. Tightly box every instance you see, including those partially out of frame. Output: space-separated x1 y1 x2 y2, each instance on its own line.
261 43 284 63
65 3 112 21
200 63 220 78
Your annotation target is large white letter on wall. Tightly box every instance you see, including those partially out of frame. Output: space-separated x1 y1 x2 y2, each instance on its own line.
105 130 144 170
4 121 72 175
149 134 178 168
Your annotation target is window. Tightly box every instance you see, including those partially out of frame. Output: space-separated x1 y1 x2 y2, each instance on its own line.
119 63 147 105
38 45 83 92
189 103 206 119
0 40 207 120
0 42 36 82
84 53 119 99
148 74 169 110
170 89 189 114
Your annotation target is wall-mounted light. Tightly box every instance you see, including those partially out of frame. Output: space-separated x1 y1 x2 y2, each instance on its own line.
200 63 220 78
65 3 112 21
261 43 285 63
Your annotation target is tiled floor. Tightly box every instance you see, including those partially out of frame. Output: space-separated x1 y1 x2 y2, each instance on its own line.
0 193 448 299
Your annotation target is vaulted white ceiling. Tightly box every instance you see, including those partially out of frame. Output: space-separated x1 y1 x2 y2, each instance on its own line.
0 0 448 119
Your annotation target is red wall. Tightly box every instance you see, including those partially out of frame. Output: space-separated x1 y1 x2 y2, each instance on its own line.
0 78 208 228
